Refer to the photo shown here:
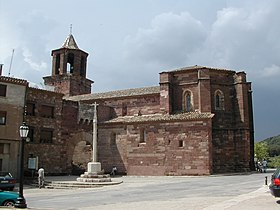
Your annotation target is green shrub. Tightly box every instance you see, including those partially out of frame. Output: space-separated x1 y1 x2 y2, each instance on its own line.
268 156 280 168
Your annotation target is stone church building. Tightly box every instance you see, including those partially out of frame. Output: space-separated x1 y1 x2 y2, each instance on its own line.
1 33 254 177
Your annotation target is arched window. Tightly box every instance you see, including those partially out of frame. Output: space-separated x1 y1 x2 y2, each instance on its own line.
80 56 86 76
182 90 193 112
55 53 60 75
215 90 224 110
67 53 74 74
186 93 192 112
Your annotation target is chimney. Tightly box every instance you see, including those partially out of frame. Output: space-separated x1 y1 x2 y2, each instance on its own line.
0 64 3 76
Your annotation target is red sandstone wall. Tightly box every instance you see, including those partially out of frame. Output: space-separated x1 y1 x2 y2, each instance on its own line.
210 70 252 173
87 95 160 117
160 68 252 173
44 75 92 97
25 88 69 174
98 119 212 176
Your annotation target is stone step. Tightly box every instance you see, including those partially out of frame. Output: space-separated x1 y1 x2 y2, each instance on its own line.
76 177 111 182
43 179 123 189
45 183 102 189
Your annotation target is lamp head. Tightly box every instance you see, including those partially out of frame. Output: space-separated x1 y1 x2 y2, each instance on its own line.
19 122 29 138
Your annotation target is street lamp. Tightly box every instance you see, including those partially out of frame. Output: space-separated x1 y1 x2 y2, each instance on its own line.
15 122 29 208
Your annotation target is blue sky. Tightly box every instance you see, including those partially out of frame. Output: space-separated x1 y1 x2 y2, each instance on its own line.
0 0 280 141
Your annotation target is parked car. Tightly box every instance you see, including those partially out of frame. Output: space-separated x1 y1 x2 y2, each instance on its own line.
269 167 280 197
0 190 19 206
0 172 16 191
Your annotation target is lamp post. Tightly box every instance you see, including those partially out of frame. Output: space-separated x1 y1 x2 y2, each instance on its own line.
15 122 29 208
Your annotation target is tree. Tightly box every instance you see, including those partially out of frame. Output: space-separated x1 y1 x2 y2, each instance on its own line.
254 142 269 161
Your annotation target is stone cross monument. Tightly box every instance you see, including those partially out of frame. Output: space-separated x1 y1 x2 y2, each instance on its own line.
87 102 102 173
77 102 111 183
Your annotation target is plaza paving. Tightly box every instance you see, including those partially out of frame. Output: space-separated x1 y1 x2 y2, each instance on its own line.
7 172 280 210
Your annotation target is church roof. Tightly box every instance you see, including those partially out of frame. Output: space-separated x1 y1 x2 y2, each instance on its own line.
61 34 79 50
64 86 160 101
100 112 214 124
161 65 236 74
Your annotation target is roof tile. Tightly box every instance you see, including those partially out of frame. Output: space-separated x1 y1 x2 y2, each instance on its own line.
0 76 28 86
65 86 160 101
161 65 236 74
100 112 214 124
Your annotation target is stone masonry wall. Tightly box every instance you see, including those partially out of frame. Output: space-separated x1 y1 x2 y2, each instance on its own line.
162 70 200 113
98 119 212 176
210 70 252 173
25 88 69 174
86 95 160 118
44 75 92 97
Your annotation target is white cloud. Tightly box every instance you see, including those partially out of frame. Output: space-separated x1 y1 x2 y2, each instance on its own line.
1 11 58 81
124 12 207 68
187 2 280 77
122 1 280 83
262 65 280 77
22 48 47 72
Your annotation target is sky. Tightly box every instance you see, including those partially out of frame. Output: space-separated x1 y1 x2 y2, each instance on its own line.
0 0 279 141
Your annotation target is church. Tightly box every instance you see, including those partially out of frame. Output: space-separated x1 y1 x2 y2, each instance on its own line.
1 33 255 176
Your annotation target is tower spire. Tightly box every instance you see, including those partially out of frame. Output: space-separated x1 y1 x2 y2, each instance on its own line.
61 29 79 50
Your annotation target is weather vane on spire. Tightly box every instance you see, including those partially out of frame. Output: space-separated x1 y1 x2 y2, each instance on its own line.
70 24 73 34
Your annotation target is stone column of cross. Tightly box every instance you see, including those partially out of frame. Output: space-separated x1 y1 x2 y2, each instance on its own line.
92 102 98 162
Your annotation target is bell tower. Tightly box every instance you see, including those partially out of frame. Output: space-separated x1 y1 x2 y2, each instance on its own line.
43 33 93 96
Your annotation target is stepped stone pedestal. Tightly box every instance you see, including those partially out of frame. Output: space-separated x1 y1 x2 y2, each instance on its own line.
77 162 111 182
